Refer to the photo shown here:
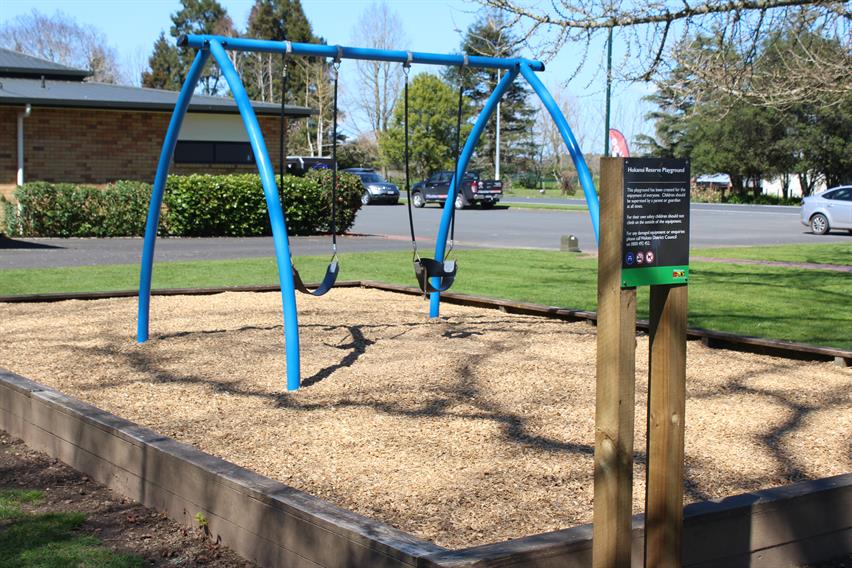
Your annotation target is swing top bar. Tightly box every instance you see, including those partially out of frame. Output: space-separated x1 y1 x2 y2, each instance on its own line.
178 34 546 72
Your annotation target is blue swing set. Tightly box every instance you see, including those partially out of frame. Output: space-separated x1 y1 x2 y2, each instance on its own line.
136 34 601 391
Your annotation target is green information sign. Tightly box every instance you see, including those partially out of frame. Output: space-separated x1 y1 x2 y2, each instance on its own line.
621 158 690 288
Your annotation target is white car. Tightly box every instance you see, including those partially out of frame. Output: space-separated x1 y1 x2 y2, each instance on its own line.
800 186 852 235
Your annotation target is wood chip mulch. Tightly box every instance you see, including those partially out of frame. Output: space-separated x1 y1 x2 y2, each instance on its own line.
1 289 849 549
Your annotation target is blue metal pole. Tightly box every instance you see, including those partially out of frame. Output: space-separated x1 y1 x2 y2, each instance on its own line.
138 48 209 343
519 63 600 241
208 40 302 391
180 34 545 72
429 67 520 318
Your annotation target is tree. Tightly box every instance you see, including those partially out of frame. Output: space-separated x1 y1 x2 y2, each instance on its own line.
786 98 852 190
243 0 318 103
336 135 381 170
241 0 338 157
143 0 234 94
141 33 183 91
688 103 788 196
445 11 537 177
534 85 592 191
640 27 851 197
380 74 472 179
664 8 851 112
0 9 122 83
349 2 406 137
477 0 849 110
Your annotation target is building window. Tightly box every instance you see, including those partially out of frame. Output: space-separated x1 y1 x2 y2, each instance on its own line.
174 141 254 164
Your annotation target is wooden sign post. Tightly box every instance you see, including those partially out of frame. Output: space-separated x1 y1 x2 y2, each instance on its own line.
594 157 690 568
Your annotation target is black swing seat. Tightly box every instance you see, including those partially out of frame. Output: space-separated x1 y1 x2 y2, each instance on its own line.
292 259 339 296
414 258 457 293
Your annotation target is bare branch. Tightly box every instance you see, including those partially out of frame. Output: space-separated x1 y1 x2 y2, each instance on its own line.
477 0 850 108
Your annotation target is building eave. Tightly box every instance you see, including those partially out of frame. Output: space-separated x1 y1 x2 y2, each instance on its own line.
0 96 314 117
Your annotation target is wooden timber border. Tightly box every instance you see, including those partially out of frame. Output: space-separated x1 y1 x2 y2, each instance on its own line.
2 281 848 367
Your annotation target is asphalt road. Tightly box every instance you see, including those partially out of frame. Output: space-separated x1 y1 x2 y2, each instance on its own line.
1 202 848 269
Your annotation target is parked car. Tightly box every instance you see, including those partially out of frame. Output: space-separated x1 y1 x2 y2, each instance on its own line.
800 186 852 235
410 171 503 209
343 168 400 205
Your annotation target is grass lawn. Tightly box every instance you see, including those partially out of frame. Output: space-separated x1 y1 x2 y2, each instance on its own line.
495 202 587 212
0 489 142 568
694 243 851 266
1 246 849 349
503 186 582 199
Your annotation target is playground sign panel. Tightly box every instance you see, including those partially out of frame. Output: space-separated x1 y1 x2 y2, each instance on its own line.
621 158 690 287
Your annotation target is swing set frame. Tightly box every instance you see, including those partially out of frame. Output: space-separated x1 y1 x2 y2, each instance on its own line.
137 34 601 391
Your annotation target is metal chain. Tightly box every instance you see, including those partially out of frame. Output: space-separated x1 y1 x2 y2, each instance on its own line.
402 62 419 259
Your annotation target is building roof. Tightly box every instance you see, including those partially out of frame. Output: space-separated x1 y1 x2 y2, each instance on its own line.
696 173 731 184
0 48 91 80
0 77 313 116
0 47 312 117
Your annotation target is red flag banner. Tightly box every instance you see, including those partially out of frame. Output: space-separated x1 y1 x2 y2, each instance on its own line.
609 129 630 157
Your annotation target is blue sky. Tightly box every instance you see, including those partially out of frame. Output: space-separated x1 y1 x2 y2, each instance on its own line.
2 0 654 152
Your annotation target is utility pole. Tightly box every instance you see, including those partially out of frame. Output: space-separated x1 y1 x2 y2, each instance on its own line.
495 69 501 180
604 27 613 157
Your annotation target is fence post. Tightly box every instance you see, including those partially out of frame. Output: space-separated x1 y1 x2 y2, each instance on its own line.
594 157 636 568
645 283 688 567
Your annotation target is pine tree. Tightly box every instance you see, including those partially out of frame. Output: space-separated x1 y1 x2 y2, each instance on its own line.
142 0 233 94
141 32 182 90
243 0 318 103
243 0 333 156
444 11 536 178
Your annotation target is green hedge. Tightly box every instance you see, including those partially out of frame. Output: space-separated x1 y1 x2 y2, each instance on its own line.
2 171 363 238
2 181 151 238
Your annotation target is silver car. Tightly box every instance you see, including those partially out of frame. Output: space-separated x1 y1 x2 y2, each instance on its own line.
344 168 400 205
801 186 852 235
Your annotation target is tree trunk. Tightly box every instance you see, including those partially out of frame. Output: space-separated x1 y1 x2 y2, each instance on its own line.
752 176 762 198
798 172 814 197
730 174 745 196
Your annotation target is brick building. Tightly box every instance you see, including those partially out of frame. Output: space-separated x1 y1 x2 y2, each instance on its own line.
0 48 312 198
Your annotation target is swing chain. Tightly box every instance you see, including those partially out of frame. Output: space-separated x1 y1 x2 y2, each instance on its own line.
447 61 467 258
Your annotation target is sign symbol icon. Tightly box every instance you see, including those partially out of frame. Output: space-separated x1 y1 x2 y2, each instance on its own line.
626 252 635 266
646 251 655 263
636 252 645 264
673 270 685 278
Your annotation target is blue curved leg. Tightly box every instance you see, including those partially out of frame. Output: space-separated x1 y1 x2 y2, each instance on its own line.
519 63 600 241
138 49 209 342
429 67 520 318
207 40 301 391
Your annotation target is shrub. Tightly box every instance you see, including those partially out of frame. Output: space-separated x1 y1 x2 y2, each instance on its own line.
304 169 363 234
516 172 541 189
3 171 363 238
163 171 362 237
163 174 269 237
3 181 152 238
